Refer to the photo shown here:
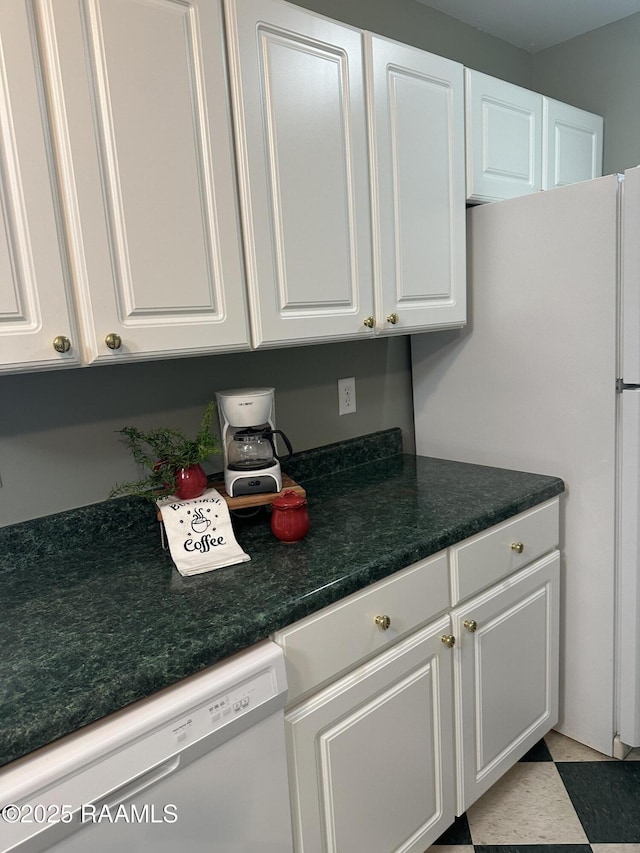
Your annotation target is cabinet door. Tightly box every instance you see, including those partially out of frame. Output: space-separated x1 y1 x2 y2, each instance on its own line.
286 617 455 853
451 551 560 814
39 0 250 364
366 34 466 333
0 1 80 373
543 98 603 190
224 0 375 348
465 69 543 203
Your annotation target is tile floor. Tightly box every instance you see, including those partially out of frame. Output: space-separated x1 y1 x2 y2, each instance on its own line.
430 730 640 853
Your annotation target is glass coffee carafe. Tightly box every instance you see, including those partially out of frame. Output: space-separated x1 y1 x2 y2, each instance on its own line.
227 427 293 471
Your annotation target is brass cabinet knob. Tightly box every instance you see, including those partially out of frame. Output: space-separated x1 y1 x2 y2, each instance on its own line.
464 619 477 633
375 614 391 631
441 634 456 648
511 541 525 554
105 333 122 350
386 312 399 325
363 316 376 328
52 335 71 354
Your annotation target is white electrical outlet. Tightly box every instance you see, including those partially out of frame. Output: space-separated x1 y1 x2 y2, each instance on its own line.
338 377 356 415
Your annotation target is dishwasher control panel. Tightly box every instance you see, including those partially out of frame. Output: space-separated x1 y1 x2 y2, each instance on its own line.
171 667 277 746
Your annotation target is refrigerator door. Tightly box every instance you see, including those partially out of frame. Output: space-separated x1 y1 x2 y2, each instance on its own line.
411 175 620 755
618 388 640 746
621 166 640 385
618 165 640 746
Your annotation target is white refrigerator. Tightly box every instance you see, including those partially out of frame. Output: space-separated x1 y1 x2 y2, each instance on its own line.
411 167 640 758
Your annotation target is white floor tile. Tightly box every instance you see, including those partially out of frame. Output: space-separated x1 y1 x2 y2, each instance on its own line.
466 761 589 845
545 728 615 761
428 846 473 853
592 846 640 853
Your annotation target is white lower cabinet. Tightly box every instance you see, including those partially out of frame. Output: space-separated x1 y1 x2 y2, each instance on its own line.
451 550 560 814
274 498 560 851
286 617 455 853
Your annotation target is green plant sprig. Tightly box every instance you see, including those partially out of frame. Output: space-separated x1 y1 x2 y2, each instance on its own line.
109 401 219 500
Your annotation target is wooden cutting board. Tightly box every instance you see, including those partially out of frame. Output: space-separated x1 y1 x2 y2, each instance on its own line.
156 474 305 517
208 474 306 509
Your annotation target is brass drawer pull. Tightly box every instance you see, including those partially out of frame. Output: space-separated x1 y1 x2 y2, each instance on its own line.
464 619 477 633
363 316 376 328
375 614 391 631
511 541 524 554
441 634 455 648
386 312 399 325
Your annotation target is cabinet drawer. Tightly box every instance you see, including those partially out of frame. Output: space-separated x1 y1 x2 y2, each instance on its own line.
450 498 559 604
273 552 449 704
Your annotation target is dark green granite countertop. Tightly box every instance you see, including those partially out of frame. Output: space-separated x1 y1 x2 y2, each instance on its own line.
0 429 564 768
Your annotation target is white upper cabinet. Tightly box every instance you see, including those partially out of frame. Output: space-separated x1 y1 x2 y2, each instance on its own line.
465 69 543 203
39 0 250 364
225 0 467 346
0 0 80 374
465 69 604 204
4 0 469 373
365 34 466 334
543 98 603 190
0 0 607 372
224 0 375 348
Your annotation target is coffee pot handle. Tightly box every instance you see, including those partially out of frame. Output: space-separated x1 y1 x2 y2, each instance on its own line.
269 429 293 463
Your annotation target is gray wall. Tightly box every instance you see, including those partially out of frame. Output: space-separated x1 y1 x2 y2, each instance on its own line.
532 13 640 174
0 339 413 525
294 0 533 86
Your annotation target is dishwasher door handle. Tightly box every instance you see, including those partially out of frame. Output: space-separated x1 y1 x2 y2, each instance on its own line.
92 754 181 811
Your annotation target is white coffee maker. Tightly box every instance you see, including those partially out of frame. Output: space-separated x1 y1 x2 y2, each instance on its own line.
216 387 293 497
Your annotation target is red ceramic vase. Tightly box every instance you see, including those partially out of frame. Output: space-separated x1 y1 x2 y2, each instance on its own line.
173 464 208 500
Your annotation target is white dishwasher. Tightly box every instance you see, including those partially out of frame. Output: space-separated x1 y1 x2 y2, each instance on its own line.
0 640 294 853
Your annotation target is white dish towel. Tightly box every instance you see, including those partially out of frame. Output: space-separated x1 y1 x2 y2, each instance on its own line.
157 487 250 576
